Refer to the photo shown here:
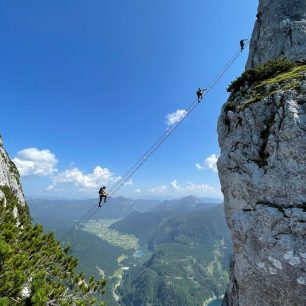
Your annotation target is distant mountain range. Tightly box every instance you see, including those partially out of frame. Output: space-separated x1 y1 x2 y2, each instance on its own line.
28 197 160 221
28 195 220 222
151 195 220 212
28 196 229 306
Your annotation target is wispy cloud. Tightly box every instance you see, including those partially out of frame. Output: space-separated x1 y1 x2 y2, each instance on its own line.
149 180 214 195
196 154 219 173
170 180 214 193
195 163 203 170
13 148 58 176
124 179 134 186
165 109 187 127
149 184 169 193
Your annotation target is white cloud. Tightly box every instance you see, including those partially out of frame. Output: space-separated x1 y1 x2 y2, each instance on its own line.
13 147 134 195
165 109 187 127
185 182 214 193
135 189 141 193
124 179 134 186
170 180 214 193
205 154 218 172
170 179 180 190
196 154 219 173
50 166 120 190
195 163 203 170
13 148 58 176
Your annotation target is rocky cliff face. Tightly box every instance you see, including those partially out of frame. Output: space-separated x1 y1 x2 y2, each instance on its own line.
246 0 306 69
218 66 306 305
0 136 25 203
0 136 26 223
218 1 306 303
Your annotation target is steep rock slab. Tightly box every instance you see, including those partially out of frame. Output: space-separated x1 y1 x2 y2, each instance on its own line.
0 136 25 205
246 0 306 69
218 69 306 305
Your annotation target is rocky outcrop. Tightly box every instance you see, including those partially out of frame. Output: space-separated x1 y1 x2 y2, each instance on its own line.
0 135 26 228
218 66 306 305
246 0 306 69
0 136 25 206
218 1 306 304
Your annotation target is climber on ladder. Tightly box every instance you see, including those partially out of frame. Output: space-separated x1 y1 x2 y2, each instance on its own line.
240 39 247 52
63 39 251 241
98 186 108 207
196 88 206 102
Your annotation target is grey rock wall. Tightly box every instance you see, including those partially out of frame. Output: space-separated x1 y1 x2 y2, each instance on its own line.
246 0 306 69
218 73 306 305
0 135 25 205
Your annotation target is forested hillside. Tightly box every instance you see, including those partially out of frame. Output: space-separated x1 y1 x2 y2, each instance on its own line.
116 205 230 306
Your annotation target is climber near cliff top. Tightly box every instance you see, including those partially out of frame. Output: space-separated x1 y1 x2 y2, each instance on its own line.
196 88 206 102
240 39 247 52
98 186 108 207
256 11 262 20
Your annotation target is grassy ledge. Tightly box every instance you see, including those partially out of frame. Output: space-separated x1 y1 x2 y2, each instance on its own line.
224 58 306 112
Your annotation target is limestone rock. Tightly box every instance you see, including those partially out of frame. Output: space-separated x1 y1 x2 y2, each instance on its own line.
218 73 306 305
246 0 306 69
0 135 25 205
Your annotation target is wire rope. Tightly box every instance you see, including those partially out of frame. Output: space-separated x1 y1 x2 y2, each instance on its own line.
63 40 250 243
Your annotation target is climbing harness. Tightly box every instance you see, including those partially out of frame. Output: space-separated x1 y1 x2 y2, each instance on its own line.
63 39 250 243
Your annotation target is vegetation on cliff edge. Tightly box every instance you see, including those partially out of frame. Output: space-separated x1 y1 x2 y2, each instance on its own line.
227 58 296 96
0 186 106 306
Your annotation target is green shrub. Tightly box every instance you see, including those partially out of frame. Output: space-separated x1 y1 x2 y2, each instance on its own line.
227 58 295 94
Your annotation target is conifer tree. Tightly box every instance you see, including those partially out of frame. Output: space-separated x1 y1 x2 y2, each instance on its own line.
0 186 106 305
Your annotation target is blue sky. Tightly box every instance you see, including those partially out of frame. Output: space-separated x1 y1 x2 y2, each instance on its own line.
0 0 258 199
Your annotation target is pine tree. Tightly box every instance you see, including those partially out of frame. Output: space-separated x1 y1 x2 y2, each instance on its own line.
0 186 106 305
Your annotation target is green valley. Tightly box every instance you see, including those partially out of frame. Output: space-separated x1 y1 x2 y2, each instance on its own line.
83 219 139 250
116 205 230 306
28 197 230 306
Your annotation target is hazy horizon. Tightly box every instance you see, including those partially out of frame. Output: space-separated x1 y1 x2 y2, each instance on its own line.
26 194 223 203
